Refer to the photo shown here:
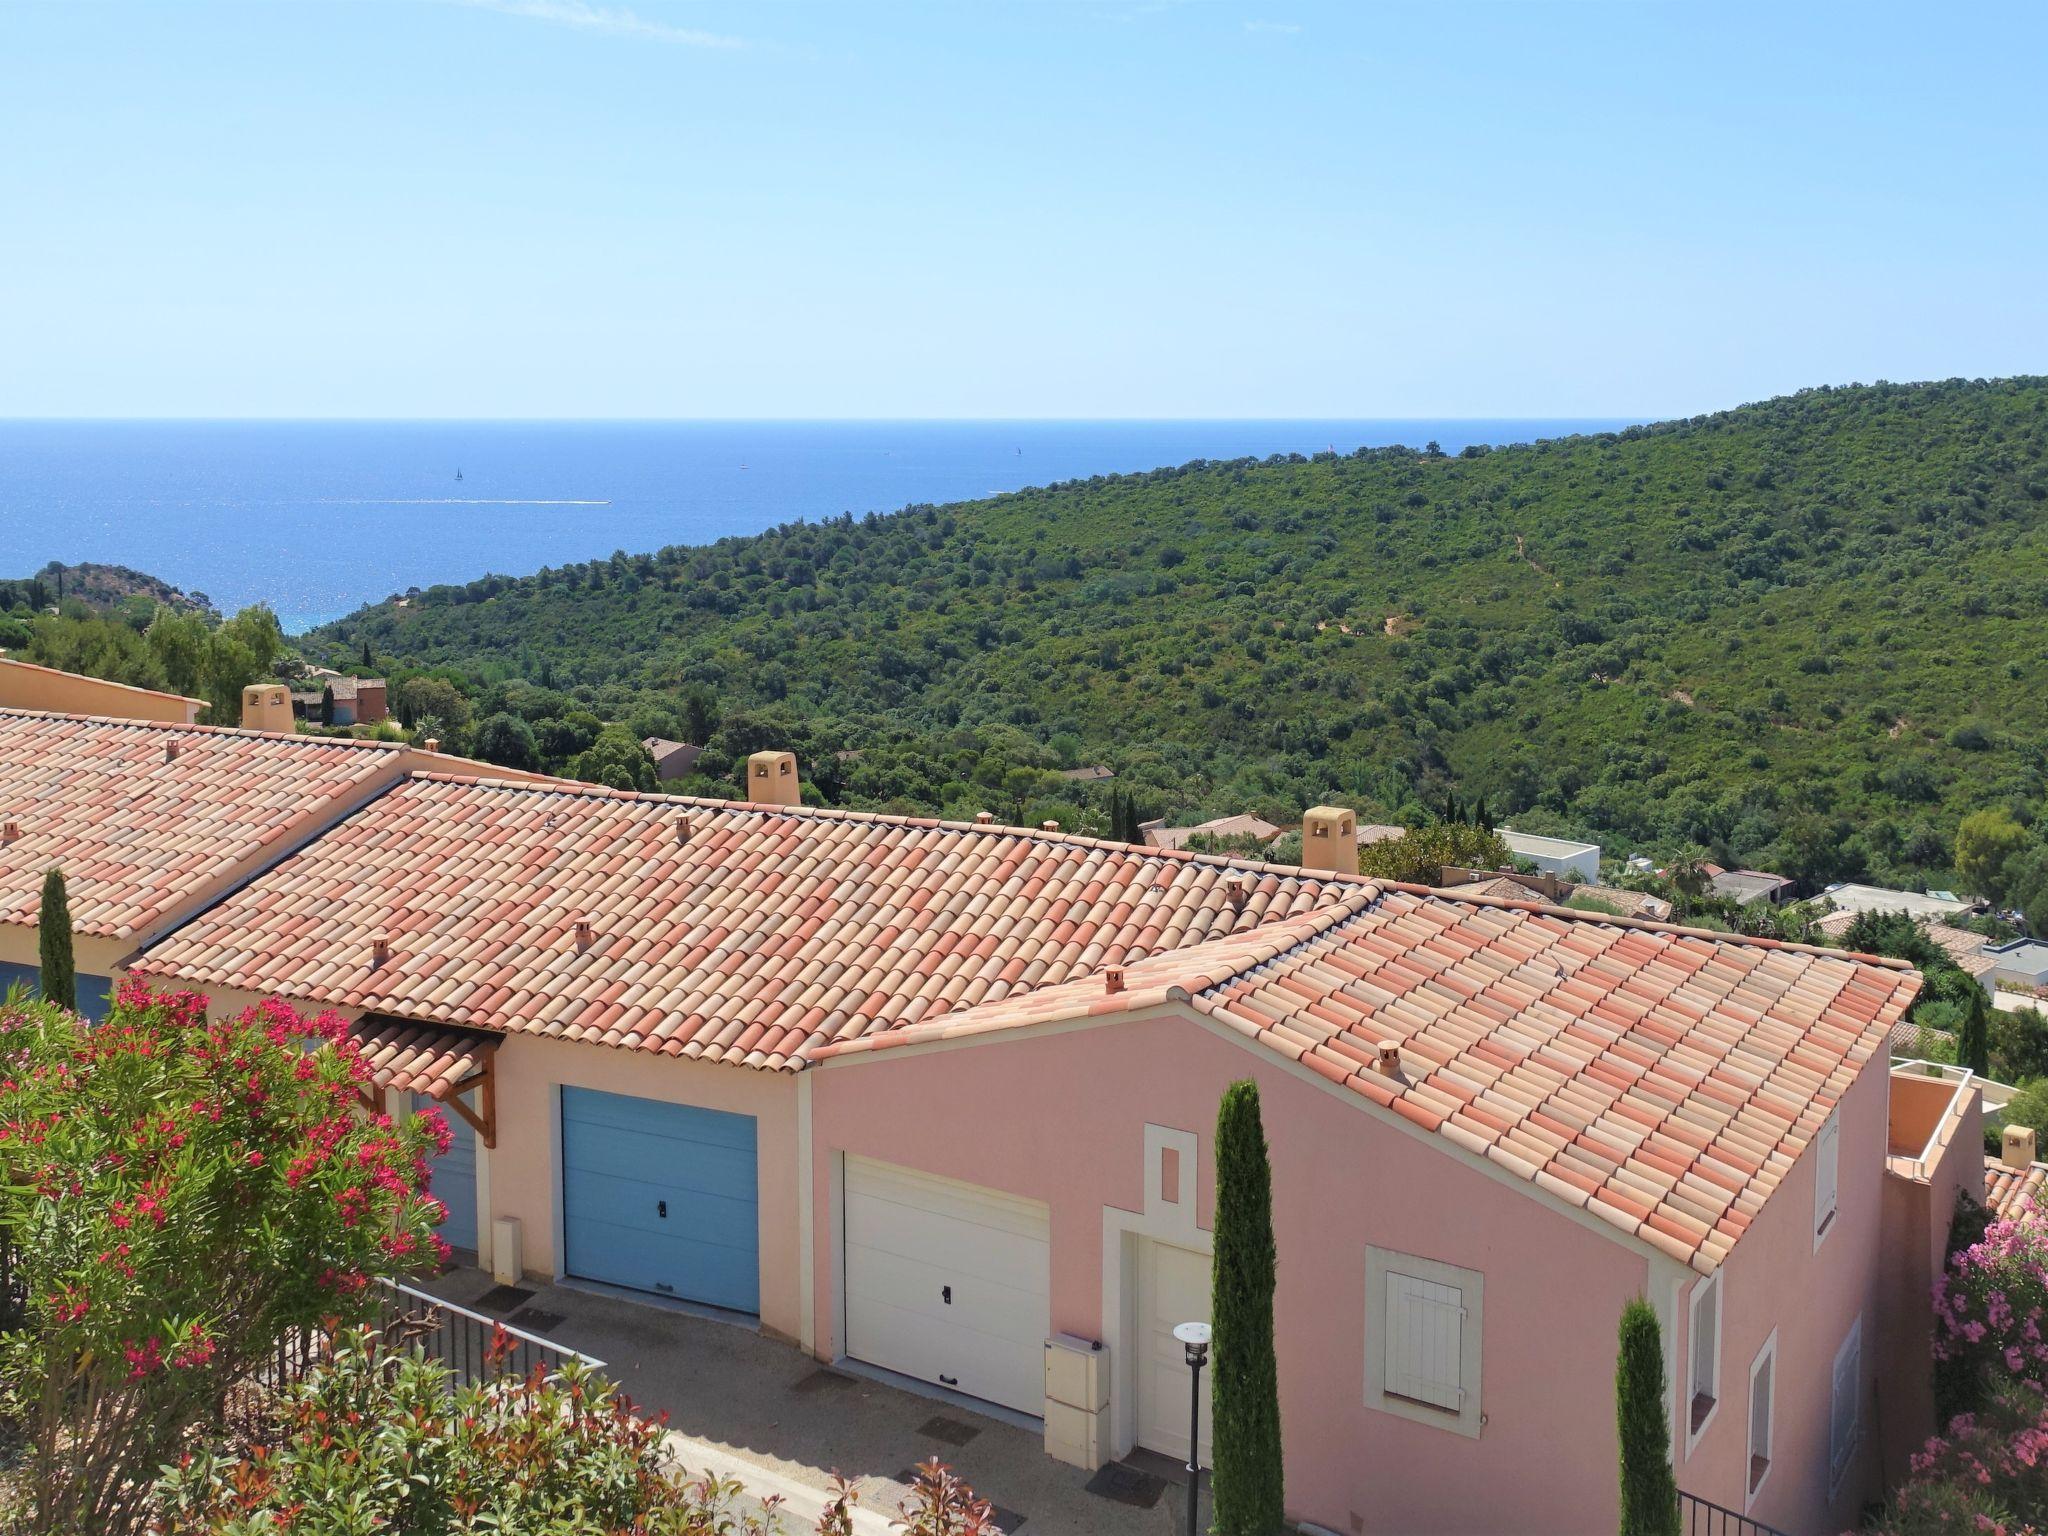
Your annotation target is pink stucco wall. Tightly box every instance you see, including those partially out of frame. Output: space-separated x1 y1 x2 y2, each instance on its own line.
810 1010 1654 1536
1670 1048 1897 1534
1875 1073 1980 1483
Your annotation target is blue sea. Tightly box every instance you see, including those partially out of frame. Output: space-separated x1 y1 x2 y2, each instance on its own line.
0 419 1636 632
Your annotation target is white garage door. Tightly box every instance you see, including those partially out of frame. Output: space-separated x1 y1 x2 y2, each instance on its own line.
843 1156 1050 1416
1136 1239 1212 1463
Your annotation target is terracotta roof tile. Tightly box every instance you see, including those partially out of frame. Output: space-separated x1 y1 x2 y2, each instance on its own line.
1984 1157 2046 1222
818 885 1918 1273
0 709 402 938
139 776 1352 1069
350 1016 496 1100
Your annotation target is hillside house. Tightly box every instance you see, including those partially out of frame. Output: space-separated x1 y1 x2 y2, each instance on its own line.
1818 883 1976 923
0 710 1991 1533
642 737 704 781
1711 870 1795 907
1499 828 1601 882
1056 765 1115 783
1141 813 1285 850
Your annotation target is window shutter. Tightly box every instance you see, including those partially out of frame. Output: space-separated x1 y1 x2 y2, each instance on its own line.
1815 1115 1840 1239
1385 1271 1464 1413
1830 1319 1861 1480
1690 1279 1718 1404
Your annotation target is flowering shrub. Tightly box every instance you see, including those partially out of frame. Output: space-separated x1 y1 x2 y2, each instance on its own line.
1934 1194 2048 1404
1865 1383 2048 1536
0 982 445 1535
155 1329 994 1536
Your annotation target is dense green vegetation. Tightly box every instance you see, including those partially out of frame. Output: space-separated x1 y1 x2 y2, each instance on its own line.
293 378 2048 891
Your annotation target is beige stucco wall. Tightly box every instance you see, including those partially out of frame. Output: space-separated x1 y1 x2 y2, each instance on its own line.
0 658 205 723
485 1034 802 1342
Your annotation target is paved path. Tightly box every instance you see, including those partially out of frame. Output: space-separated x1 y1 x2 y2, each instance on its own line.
424 1268 1207 1536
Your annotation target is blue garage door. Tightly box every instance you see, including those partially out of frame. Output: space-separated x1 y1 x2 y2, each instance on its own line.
417 1094 478 1253
560 1087 758 1314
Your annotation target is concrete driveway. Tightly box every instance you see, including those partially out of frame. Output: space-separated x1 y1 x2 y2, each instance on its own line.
424 1267 1209 1536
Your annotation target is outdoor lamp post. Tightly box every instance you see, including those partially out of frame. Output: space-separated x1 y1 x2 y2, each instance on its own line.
1173 1320 1211 1536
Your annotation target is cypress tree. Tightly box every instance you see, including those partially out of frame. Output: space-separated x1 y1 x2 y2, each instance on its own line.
1212 1079 1283 1535
38 867 76 1013
1616 1298 1679 1536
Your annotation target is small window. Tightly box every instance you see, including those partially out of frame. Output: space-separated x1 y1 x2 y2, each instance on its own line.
1385 1271 1464 1413
1830 1315 1862 1492
1813 1111 1841 1250
1746 1331 1776 1507
1364 1246 1484 1439
1686 1274 1722 1447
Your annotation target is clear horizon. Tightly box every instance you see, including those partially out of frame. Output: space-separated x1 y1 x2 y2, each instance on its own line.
4 1 2042 419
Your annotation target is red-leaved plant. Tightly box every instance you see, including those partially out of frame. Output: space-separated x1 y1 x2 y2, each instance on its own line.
0 981 446 1535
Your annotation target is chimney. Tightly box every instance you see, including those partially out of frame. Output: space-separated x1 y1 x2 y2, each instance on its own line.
1301 806 1359 876
164 740 180 763
0 818 18 842
422 737 440 754
1225 874 1249 906
2004 1124 2039 1170
370 933 391 967
574 917 595 949
675 812 691 843
974 811 996 826
1041 820 1061 833
240 683 295 734
746 749 801 808
1104 967 1126 995
1376 1039 1402 1078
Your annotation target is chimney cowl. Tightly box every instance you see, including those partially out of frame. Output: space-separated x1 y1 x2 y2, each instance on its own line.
1 818 18 841
1301 806 1360 877
371 933 391 966
422 737 440 754
164 740 179 762
2004 1124 2039 1170
574 917 595 948
1041 820 1061 833
675 812 691 843
974 811 996 826
746 749 801 808
1376 1039 1401 1078
1104 966 1126 995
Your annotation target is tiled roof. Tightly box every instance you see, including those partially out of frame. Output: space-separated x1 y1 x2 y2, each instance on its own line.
1985 1157 2046 1221
350 1016 496 1101
819 885 1919 1273
1575 885 1674 922
138 776 1346 1069
1456 875 1552 905
0 709 403 939
1145 814 1285 850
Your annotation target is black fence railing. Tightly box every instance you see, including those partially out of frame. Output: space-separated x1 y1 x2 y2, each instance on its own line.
1680 1490 1793 1536
259 1278 601 1393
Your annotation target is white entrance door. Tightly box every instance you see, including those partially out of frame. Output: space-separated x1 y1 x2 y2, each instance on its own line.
842 1156 1050 1415
1136 1239 1212 1463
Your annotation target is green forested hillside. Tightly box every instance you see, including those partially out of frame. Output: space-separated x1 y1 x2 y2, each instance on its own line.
314 378 2048 891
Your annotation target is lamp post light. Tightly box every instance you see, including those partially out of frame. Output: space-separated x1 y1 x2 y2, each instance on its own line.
1172 1321 1211 1536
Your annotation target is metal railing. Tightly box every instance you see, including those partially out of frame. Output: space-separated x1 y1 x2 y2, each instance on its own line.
1679 1491 1793 1536
261 1278 602 1392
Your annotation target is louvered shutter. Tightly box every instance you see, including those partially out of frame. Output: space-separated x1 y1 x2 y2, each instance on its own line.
1385 1271 1464 1413
1815 1115 1840 1240
1829 1319 1860 1480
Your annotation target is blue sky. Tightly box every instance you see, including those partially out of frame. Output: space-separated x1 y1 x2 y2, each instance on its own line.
2 0 2042 419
